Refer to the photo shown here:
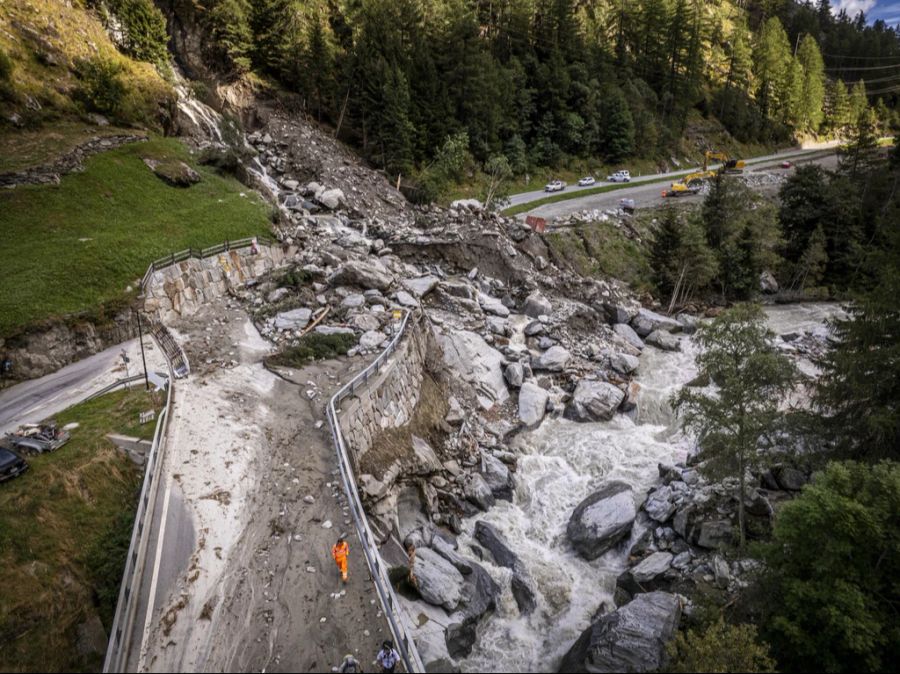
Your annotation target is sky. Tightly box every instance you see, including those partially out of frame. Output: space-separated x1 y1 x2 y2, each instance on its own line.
833 0 900 26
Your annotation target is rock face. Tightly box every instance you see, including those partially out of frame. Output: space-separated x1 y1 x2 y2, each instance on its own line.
440 330 509 409
518 382 549 427
531 345 571 371
559 592 681 673
412 547 465 611
523 290 552 318
330 259 395 290
631 308 680 337
566 380 625 422
474 522 537 615
567 481 636 560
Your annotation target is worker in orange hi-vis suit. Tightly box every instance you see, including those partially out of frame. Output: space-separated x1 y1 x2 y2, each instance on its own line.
332 535 350 583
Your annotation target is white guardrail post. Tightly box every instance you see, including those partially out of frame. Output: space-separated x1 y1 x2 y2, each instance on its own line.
326 309 425 673
102 339 176 673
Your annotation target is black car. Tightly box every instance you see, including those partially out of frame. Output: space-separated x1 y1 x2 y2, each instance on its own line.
0 447 28 483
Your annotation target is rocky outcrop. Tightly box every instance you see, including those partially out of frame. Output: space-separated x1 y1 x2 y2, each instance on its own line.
559 592 681 673
567 482 636 560
439 330 509 410
566 380 625 422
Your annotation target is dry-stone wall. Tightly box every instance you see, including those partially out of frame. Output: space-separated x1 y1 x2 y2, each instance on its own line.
337 313 433 464
142 244 295 323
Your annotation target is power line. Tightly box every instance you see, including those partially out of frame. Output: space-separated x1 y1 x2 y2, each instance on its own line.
825 62 900 71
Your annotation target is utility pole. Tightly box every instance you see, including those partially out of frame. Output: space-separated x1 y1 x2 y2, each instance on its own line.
136 311 149 391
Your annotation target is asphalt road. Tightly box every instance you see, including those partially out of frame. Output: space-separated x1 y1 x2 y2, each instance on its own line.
0 338 164 435
521 150 840 222
506 143 841 212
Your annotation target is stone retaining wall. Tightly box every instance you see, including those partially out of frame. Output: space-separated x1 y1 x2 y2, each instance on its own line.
337 314 434 463
142 244 295 323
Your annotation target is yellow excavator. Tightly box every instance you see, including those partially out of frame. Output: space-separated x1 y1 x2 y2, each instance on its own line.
662 151 745 197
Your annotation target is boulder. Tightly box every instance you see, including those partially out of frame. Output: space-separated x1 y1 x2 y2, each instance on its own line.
143 158 201 187
315 325 355 336
644 486 676 523
567 481 636 560
359 330 387 350
772 465 807 491
431 537 474 575
349 313 380 332
274 307 312 330
531 345 571 371
518 382 549 427
411 436 443 474
617 552 674 597
481 452 514 500
487 316 509 335
403 275 440 298
566 380 625 422
695 520 733 549
317 187 345 210
478 292 511 317
267 287 290 303
395 290 419 307
523 291 552 318
341 293 366 308
613 323 645 350
445 562 501 659
412 547 465 610
440 330 509 409
450 198 483 211
645 330 680 352
677 313 700 334
610 352 640 375
523 320 545 336
474 521 537 615
604 302 637 325
331 260 395 291
631 308 681 337
559 592 681 673
464 474 495 511
760 270 779 293
504 362 524 388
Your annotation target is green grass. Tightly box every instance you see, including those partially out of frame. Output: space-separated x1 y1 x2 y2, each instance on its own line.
0 135 273 337
0 122 143 174
266 332 358 369
0 387 163 672
545 219 653 292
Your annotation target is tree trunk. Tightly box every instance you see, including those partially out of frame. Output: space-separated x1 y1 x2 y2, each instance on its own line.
738 434 747 549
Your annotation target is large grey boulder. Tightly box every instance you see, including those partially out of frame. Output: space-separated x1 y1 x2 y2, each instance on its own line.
330 259 394 291
359 330 387 350
274 307 312 330
410 436 443 474
518 382 549 427
478 292 511 317
617 552 675 597
431 537 474 575
445 562 501 659
412 547 465 610
403 275 440 298
531 345 571 371
631 308 681 337
317 187 345 210
613 323 645 351
523 290 552 318
645 330 681 352
567 481 636 560
474 521 537 615
559 592 681 673
440 330 509 409
395 290 419 308
695 520 733 549
566 381 625 422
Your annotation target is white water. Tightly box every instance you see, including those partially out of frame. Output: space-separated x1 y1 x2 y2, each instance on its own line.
457 303 844 672
172 67 225 143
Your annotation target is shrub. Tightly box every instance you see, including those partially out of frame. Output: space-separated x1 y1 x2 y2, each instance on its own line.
266 332 357 368
667 616 776 673
75 57 126 116
0 47 13 81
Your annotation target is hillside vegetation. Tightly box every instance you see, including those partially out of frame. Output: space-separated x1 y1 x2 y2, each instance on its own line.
0 137 272 337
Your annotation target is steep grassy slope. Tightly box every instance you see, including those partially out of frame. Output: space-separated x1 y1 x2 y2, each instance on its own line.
0 136 273 337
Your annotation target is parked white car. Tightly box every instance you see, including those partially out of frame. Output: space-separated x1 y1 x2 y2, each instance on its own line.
578 176 596 186
544 180 566 192
606 170 631 183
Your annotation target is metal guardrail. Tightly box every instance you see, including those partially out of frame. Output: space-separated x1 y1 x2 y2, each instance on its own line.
326 309 425 674
102 339 176 673
139 236 277 291
83 374 146 402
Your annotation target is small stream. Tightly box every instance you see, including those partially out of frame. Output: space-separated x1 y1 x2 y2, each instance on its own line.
457 303 844 672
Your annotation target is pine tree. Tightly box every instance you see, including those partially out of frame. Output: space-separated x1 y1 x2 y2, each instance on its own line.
754 17 792 123
599 85 634 162
827 79 852 133
849 79 869 125
797 34 826 132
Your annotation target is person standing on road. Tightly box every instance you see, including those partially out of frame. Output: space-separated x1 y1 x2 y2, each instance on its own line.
338 653 363 673
332 535 350 583
376 641 400 673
